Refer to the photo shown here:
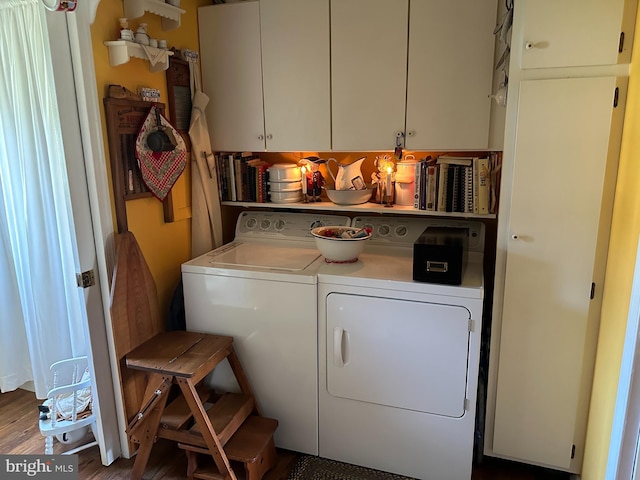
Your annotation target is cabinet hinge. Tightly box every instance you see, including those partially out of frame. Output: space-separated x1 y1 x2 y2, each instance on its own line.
464 398 470 411
76 269 96 289
590 282 596 300
468 319 473 332
614 87 619 108
619 32 625 53
571 444 576 459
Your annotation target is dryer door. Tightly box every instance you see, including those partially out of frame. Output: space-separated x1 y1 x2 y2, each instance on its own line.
326 293 470 417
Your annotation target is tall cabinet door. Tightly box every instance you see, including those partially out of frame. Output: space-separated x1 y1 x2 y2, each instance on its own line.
519 0 629 69
331 0 408 151
492 76 619 469
261 0 331 151
405 0 497 150
198 3 265 152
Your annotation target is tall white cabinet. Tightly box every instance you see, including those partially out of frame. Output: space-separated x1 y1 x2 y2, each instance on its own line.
485 0 635 473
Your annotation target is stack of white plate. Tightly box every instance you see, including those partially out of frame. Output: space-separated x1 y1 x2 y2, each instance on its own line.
267 164 303 203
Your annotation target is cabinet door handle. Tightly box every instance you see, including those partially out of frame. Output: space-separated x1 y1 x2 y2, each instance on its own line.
266 134 273 140
511 234 519 240
406 130 415 137
333 327 345 367
525 41 536 50
258 134 264 141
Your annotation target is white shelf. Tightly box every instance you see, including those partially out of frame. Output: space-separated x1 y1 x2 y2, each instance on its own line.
123 0 185 30
221 201 496 219
104 40 174 72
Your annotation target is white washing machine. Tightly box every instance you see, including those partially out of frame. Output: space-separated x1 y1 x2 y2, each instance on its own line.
182 211 350 455
317 216 485 480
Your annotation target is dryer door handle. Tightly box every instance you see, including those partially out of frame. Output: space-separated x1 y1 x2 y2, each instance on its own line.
333 327 345 367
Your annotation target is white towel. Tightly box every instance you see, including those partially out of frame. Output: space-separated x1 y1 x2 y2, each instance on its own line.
140 44 171 72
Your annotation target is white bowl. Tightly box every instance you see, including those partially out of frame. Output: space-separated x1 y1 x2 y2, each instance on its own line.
311 226 372 263
325 188 374 206
267 164 301 182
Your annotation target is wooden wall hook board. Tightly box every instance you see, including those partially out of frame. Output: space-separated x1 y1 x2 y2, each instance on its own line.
103 98 177 233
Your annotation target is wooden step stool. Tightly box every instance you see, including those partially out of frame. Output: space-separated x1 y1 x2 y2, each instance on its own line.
125 330 278 480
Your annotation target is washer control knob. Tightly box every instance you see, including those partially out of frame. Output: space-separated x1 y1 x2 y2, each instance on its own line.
261 219 271 230
246 218 257 229
275 219 286 231
378 225 390 236
395 225 408 237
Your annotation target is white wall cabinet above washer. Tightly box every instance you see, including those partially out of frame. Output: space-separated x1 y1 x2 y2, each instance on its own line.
331 0 497 151
199 0 331 152
330 0 409 151
518 0 636 69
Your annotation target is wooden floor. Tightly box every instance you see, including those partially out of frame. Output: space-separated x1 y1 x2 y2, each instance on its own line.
0 389 569 480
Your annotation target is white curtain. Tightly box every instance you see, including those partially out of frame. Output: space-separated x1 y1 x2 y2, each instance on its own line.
0 0 86 398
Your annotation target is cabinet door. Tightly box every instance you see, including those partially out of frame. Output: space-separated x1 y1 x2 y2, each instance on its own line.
261 0 331 151
492 77 618 469
405 0 497 150
519 0 627 69
331 0 408 151
198 3 265 152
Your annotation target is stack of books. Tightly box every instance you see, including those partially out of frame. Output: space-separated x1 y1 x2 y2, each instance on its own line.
413 155 493 214
214 152 271 203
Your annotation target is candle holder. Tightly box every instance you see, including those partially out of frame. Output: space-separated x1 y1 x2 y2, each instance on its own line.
385 181 395 208
300 166 309 203
374 154 396 207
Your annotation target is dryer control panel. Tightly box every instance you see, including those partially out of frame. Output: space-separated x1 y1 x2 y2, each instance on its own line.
352 216 485 252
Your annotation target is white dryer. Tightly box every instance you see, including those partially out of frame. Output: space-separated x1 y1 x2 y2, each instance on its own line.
182 211 350 455
317 216 485 480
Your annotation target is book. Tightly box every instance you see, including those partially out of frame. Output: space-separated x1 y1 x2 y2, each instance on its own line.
451 165 461 212
437 164 449 212
489 152 502 214
414 159 424 209
426 164 437 211
234 153 244 201
463 165 473 213
436 155 473 166
445 164 455 212
419 161 428 210
215 153 226 201
227 153 237 201
474 156 490 214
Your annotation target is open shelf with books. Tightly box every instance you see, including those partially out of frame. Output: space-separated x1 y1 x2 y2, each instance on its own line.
215 152 501 220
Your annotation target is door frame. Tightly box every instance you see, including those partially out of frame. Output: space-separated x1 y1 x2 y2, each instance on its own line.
51 1 121 464
607 235 640 479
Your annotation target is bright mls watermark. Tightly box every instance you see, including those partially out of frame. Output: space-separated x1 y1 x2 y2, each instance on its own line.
0 455 78 479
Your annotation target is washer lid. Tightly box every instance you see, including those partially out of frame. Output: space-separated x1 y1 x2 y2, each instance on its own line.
206 242 321 271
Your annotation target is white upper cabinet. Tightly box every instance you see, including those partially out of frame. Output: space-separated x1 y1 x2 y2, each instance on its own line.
200 0 499 152
405 0 497 150
519 0 631 69
261 0 331 151
331 0 497 152
331 0 409 151
199 3 265 152
199 1 331 152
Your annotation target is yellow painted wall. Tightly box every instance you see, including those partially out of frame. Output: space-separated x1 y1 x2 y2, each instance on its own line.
582 7 640 478
91 0 209 316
